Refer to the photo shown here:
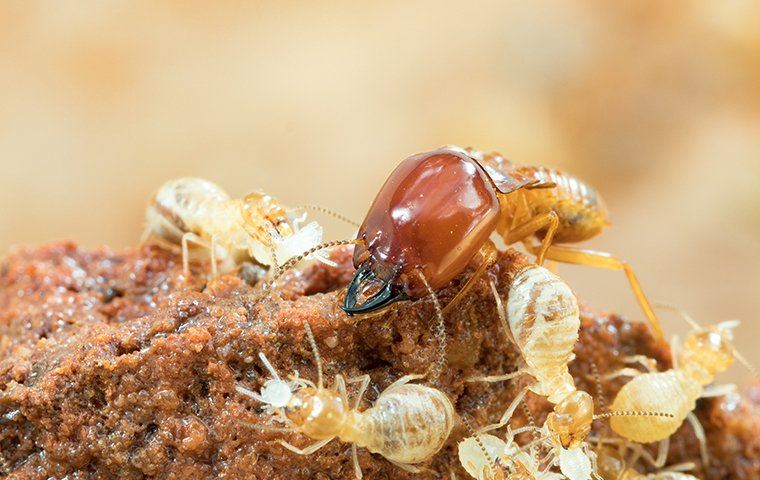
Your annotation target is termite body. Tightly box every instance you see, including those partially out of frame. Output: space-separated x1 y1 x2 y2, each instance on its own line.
143 177 324 277
609 318 742 445
595 443 699 480
458 432 563 480
469 265 671 480
343 146 662 339
236 321 455 478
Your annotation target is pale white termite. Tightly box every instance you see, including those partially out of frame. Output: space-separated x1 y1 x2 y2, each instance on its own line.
236 320 456 479
468 265 671 480
143 177 326 277
593 442 700 480
608 310 756 465
458 430 564 480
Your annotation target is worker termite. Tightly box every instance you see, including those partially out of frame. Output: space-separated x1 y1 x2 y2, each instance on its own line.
465 265 671 480
606 308 757 465
235 320 456 479
457 428 564 480
594 441 699 480
342 146 663 341
143 177 327 278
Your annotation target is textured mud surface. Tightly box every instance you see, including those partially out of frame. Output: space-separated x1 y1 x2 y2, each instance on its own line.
0 242 758 479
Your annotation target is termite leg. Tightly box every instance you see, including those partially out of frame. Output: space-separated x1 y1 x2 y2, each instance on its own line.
621 355 658 372
141 210 182 246
502 211 559 265
478 386 529 434
209 234 219 279
278 437 335 455
465 369 528 383
335 374 349 406
488 278 514 345
181 232 209 278
701 383 737 398
686 412 709 467
601 367 643 381
387 460 423 474
655 437 670 468
441 240 499 318
351 444 363 479
139 225 153 246
530 244 665 341
385 373 426 391
671 335 680 370
347 374 372 409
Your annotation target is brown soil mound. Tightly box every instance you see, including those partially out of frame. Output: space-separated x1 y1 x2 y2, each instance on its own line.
0 242 757 479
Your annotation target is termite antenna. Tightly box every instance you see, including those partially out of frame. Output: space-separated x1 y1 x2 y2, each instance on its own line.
235 384 266 403
273 239 362 286
729 342 760 380
489 278 514 345
595 410 675 420
653 303 702 331
249 239 363 305
518 395 542 466
258 352 282 382
238 421 293 432
302 320 324 389
418 271 447 384
589 359 613 447
292 205 360 228
462 415 499 478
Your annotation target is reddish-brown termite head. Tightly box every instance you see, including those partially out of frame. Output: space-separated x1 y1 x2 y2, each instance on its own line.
343 147 503 314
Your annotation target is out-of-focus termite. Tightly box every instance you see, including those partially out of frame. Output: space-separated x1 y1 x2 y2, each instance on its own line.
143 178 328 277
235 320 456 479
607 307 757 466
466 265 672 480
342 146 663 341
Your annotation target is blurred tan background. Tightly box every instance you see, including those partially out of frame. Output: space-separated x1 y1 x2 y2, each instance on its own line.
0 2 758 379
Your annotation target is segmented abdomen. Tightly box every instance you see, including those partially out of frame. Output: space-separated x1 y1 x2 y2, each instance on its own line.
516 166 609 243
506 265 580 404
609 370 700 443
151 178 231 234
357 383 455 464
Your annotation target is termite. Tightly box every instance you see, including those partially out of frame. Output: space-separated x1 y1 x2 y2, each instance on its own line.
235 320 456 479
594 442 699 480
143 177 327 278
606 307 756 466
458 429 564 480
342 147 663 383
466 265 671 480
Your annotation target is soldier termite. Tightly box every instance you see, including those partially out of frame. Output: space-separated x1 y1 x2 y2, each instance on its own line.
342 146 664 383
606 307 757 466
466 265 672 480
142 177 328 278
235 320 456 479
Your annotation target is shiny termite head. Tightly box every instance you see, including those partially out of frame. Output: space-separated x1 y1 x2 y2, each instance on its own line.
343 146 538 315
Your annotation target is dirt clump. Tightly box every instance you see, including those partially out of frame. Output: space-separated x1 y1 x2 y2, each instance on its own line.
0 242 757 479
